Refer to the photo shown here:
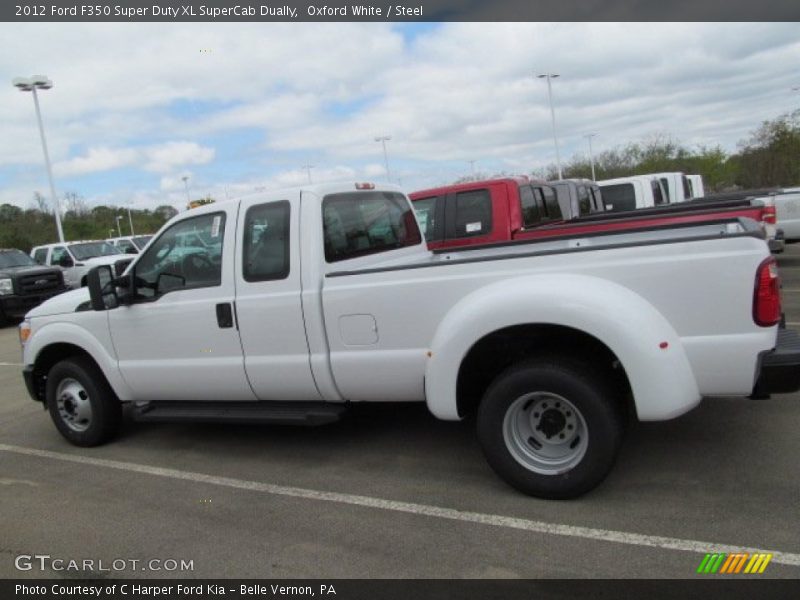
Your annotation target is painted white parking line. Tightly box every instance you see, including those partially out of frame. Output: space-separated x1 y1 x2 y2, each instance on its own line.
0 362 21 367
1 444 799 568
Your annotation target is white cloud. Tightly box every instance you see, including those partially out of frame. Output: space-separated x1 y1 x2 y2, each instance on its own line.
54 147 139 177
142 142 215 174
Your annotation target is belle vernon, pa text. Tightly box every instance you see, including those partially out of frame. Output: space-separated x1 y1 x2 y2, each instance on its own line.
15 583 338 597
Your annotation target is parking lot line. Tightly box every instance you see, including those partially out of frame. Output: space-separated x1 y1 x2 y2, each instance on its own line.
2 443 799 568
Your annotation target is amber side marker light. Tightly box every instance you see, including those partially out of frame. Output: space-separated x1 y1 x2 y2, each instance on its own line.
19 322 31 345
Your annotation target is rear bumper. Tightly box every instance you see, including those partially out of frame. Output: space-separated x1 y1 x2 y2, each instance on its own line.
751 329 800 398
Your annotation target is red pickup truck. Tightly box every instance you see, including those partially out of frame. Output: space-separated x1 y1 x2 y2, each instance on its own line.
409 177 777 250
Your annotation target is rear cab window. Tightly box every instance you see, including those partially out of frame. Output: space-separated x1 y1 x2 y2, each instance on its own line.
323 191 422 263
519 184 563 227
601 184 637 212
451 189 492 238
412 196 443 241
33 248 48 265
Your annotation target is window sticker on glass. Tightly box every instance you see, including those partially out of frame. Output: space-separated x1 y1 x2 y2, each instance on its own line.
466 222 482 233
211 215 221 238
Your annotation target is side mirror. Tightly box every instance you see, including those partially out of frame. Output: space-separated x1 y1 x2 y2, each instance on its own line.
156 272 186 294
58 255 74 268
87 265 119 311
125 247 138 255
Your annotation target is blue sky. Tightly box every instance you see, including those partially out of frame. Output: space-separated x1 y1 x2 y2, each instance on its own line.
2 22 798 216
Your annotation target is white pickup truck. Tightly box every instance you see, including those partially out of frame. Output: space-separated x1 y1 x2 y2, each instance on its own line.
19 182 800 499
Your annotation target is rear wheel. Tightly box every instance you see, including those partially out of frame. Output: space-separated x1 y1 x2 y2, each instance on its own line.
477 358 623 499
46 357 121 446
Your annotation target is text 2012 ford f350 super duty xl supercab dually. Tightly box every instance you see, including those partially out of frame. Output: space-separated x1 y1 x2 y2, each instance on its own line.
18 182 800 498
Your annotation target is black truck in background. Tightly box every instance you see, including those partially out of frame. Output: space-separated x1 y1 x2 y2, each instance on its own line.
0 249 67 324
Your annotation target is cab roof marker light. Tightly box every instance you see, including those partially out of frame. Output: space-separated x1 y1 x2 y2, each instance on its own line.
355 183 375 190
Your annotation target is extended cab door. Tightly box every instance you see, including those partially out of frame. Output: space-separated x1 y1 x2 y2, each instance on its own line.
108 206 255 401
234 192 320 401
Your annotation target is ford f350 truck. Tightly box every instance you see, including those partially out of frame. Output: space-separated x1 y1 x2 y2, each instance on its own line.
410 178 779 251
19 182 800 499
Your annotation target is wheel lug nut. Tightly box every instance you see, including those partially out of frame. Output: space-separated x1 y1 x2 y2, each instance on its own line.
542 403 548 408
566 411 572 416
533 412 540 418
559 433 565 439
567 424 573 430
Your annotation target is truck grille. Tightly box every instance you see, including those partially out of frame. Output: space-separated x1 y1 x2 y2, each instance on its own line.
17 271 63 295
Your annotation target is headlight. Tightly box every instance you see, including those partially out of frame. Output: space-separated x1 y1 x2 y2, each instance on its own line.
19 320 31 346
0 278 12 295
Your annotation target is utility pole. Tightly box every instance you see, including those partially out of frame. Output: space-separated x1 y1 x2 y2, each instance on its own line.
375 135 392 181
537 73 562 180
583 133 598 181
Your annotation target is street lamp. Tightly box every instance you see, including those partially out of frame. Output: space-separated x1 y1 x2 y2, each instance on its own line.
374 135 392 182
467 160 477 179
301 163 314 184
583 133 598 181
115 215 123 237
13 74 65 243
537 73 562 180
181 175 191 205
127 208 135 235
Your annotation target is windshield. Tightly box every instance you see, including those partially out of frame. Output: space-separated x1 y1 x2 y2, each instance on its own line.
0 250 37 268
69 242 122 260
132 235 152 250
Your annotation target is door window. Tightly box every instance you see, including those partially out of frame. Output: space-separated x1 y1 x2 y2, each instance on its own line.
50 246 71 267
134 212 225 298
412 196 442 241
601 184 637 212
243 201 290 282
453 190 492 237
33 248 48 265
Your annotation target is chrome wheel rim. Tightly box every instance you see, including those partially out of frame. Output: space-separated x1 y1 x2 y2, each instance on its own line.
56 378 92 433
502 392 588 475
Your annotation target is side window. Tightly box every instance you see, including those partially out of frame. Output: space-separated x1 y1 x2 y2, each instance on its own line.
542 186 562 219
323 191 421 263
33 248 48 265
453 190 492 237
117 239 136 254
651 180 665 205
577 186 592 216
50 246 70 267
520 185 562 227
601 184 637 212
660 178 671 202
243 201 290 282
134 212 225 298
413 196 441 241
520 185 543 227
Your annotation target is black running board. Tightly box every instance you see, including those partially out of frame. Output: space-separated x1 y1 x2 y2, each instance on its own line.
133 401 346 426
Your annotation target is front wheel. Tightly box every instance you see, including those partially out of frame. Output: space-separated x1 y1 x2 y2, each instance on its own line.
46 357 122 446
477 359 623 499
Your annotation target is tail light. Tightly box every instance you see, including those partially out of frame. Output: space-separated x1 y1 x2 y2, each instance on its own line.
762 204 776 225
753 256 781 327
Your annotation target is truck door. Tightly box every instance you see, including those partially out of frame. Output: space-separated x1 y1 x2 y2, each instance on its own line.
234 193 320 401
108 207 255 401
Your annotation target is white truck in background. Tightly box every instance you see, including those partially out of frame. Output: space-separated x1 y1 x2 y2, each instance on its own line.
18 182 800 499
652 172 693 203
597 175 668 211
687 174 705 198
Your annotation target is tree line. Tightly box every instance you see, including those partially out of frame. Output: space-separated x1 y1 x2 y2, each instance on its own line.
0 196 179 253
465 109 800 192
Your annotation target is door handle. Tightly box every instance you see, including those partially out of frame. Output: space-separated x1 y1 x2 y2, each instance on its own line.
216 303 234 328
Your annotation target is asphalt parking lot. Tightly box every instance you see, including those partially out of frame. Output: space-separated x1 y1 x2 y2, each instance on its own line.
1 246 800 580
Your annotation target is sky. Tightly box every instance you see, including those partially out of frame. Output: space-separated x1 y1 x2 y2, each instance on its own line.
1 22 799 214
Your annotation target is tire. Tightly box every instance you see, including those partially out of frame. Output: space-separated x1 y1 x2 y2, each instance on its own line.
477 358 623 499
46 357 122 447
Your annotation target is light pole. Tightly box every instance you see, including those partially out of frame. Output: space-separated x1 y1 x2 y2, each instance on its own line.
115 215 123 237
13 75 65 243
127 208 135 235
374 135 392 182
583 133 598 181
467 160 477 179
301 163 314 184
537 73 562 180
181 175 191 205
